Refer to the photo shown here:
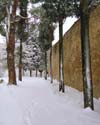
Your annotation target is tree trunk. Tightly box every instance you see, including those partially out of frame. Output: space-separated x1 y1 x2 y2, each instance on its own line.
18 0 28 81
40 72 42 77
30 69 32 77
19 39 22 81
50 46 53 83
39 70 43 77
36 67 38 77
44 50 47 80
59 19 64 92
7 0 19 85
49 24 54 83
80 0 94 110
23 68 25 76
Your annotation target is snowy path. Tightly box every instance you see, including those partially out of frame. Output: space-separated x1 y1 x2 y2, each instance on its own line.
0 77 100 125
0 86 25 125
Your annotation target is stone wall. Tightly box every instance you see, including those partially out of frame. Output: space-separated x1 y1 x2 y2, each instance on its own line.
48 5 100 98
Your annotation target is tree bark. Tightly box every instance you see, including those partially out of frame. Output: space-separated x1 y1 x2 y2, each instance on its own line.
80 0 94 110
36 66 38 77
19 39 22 81
49 24 54 83
7 0 19 85
59 19 64 92
23 68 25 76
44 50 47 80
50 46 53 83
30 69 32 77
18 0 28 81
40 72 42 77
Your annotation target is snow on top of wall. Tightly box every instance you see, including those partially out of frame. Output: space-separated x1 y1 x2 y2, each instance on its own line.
52 16 78 46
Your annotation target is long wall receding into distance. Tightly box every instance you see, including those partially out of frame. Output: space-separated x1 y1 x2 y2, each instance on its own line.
48 5 100 98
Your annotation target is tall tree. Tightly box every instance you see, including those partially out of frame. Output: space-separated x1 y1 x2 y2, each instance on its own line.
42 0 74 92
23 39 44 77
29 5 49 79
7 0 19 85
18 0 28 81
38 15 51 80
80 0 94 110
49 24 54 83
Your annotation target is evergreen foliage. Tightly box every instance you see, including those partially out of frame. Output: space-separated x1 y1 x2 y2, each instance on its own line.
42 0 74 22
23 40 44 71
17 0 28 42
39 18 51 51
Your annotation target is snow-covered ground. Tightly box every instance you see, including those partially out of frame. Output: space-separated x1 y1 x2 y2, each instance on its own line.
0 34 6 44
0 77 100 125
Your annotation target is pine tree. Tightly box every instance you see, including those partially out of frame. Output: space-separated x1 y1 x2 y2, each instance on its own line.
7 0 19 85
18 0 28 81
74 0 100 110
80 0 94 110
42 0 74 92
22 24 45 77
49 24 54 83
0 1 18 84
38 13 52 80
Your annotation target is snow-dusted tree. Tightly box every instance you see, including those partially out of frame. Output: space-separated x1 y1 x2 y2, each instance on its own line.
23 40 44 77
0 0 19 84
49 24 54 83
22 22 45 77
39 18 54 81
38 16 52 80
80 0 94 110
17 0 28 81
73 0 100 110
6 0 19 85
42 0 74 92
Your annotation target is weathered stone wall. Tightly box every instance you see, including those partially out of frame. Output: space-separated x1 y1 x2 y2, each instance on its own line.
48 5 100 98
